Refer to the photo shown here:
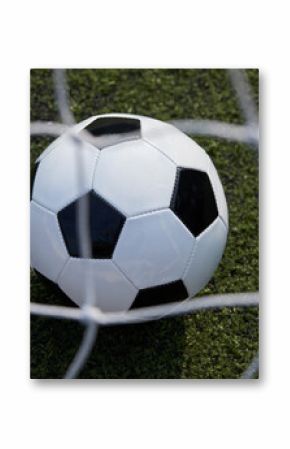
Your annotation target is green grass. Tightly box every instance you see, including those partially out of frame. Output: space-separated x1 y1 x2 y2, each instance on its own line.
30 69 259 379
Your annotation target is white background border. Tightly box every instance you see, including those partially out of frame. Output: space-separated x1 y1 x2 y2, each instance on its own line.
1 0 289 447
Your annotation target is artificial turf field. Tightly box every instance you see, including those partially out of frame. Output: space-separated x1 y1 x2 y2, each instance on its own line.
30 69 259 379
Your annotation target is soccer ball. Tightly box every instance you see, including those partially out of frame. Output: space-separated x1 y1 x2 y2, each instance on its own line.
31 114 228 312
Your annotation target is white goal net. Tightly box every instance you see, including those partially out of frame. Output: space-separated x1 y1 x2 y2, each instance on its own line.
30 69 259 379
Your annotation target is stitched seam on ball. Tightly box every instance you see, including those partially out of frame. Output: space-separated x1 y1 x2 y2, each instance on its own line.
219 215 228 232
54 190 91 213
91 150 101 190
129 206 168 219
181 216 220 281
91 161 130 219
93 191 129 219
35 135 63 163
142 138 178 166
52 153 100 212
31 200 54 214
167 209 197 242
112 259 139 291
32 197 57 213
197 216 220 239
33 153 99 213
182 237 198 281
55 256 71 285
92 137 141 152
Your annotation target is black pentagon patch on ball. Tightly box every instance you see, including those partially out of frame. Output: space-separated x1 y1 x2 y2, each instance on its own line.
131 280 188 309
30 161 40 199
170 168 218 237
84 116 141 149
58 190 126 259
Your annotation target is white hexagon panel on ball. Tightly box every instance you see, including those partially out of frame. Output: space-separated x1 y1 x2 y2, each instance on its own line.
58 258 138 312
30 201 69 281
92 139 176 217
32 134 99 213
113 209 195 289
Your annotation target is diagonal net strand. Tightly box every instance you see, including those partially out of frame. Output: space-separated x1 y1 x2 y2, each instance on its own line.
169 119 258 147
241 351 259 379
64 319 99 379
228 69 258 126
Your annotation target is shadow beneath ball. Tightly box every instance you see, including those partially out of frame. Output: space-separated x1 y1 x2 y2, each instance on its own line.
30 270 187 379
